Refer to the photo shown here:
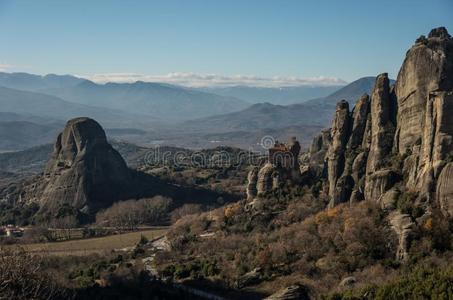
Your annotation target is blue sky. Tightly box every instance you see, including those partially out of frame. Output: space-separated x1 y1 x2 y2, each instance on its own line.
1 0 452 86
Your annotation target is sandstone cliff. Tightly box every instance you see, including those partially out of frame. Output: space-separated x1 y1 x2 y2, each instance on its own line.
303 27 453 212
305 27 453 259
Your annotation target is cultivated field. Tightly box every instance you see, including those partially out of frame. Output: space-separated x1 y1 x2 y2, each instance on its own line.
8 227 169 256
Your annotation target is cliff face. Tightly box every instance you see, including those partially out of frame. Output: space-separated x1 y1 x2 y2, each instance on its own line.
30 117 133 215
305 27 453 259
302 27 453 213
395 27 453 201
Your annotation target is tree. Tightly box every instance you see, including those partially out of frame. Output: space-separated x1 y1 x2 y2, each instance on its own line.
96 196 173 230
0 248 68 299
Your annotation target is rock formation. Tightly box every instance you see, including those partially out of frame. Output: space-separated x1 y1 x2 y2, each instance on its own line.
297 27 453 211
246 137 302 205
31 118 133 216
308 129 331 177
389 211 415 261
246 167 259 200
395 27 453 202
267 27 453 260
264 284 309 300
256 163 276 195
436 162 453 217
365 73 396 174
244 30 453 255
327 100 351 207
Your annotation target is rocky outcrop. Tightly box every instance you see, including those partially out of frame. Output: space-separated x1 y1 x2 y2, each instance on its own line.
436 162 453 217
389 211 415 261
417 91 453 198
246 167 259 201
395 27 453 201
236 267 263 288
264 284 309 300
247 138 303 202
339 276 356 288
333 175 355 204
256 163 278 195
36 118 133 215
312 27 453 213
301 28 453 259
364 170 400 203
381 188 400 210
347 94 370 151
396 27 453 155
365 73 396 175
248 28 453 223
327 100 351 207
308 130 331 177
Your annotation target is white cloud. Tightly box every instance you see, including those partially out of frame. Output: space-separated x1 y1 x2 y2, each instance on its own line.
0 63 12 72
84 72 346 88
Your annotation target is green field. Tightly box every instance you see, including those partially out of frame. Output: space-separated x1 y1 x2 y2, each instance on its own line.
11 228 168 256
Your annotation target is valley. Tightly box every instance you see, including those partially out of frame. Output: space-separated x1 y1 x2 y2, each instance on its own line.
1 2 453 298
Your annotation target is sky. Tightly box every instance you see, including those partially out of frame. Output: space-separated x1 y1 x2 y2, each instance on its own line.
1 0 452 87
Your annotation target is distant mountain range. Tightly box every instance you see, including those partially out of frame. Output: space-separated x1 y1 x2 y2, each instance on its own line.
0 72 85 92
182 77 382 133
198 85 343 105
0 85 155 127
0 72 393 151
0 72 250 122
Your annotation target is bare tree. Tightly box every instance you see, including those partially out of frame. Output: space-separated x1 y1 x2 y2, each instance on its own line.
0 248 69 299
96 196 173 230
